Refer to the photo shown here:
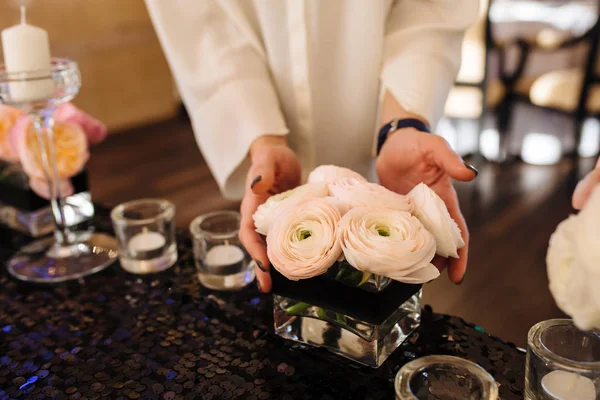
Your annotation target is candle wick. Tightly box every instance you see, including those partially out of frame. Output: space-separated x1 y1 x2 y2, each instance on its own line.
20 6 26 25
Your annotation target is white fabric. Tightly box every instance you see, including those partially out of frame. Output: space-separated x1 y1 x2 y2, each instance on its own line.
145 0 477 199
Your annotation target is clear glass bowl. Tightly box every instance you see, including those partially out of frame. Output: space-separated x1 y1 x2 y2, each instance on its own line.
395 355 499 399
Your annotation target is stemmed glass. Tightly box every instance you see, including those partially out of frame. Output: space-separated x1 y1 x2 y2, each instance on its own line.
0 58 118 282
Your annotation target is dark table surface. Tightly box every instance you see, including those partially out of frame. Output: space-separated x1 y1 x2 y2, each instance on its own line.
0 207 525 399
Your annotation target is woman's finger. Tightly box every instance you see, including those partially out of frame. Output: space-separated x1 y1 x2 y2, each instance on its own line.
239 193 272 292
248 149 276 194
573 167 600 210
438 184 469 283
426 135 478 182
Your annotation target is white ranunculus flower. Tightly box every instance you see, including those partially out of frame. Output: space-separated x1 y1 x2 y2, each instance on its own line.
267 197 342 280
252 182 329 235
408 182 465 258
547 185 600 331
337 207 438 283
307 165 366 184
328 178 412 212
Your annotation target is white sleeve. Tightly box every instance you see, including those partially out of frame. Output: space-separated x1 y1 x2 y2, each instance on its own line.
381 0 479 127
145 0 288 200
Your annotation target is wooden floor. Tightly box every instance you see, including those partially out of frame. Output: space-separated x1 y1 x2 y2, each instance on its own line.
88 118 596 347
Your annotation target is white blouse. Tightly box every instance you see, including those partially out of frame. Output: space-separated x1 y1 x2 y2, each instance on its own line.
145 0 478 199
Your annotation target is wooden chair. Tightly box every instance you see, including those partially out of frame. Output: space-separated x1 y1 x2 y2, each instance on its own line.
495 2 600 161
444 0 500 141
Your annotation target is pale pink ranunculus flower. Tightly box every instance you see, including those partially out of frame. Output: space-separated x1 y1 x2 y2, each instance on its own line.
408 183 465 258
547 185 600 331
54 103 108 145
267 197 343 280
253 182 329 235
307 165 367 184
338 207 438 284
0 105 25 162
328 177 412 212
18 120 90 181
29 177 75 199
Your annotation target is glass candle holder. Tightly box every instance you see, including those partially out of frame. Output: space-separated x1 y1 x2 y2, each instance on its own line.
190 211 254 291
110 199 177 274
395 355 499 399
1 58 119 283
525 319 600 400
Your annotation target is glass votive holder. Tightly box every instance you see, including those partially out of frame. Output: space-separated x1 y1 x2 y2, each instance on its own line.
190 210 254 291
525 319 600 400
395 355 499 400
110 199 177 274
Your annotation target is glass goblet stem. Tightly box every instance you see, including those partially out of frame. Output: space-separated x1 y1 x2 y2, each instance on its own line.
31 112 72 245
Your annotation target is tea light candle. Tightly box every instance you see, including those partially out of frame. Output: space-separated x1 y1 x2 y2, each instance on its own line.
1 6 53 102
129 229 166 253
205 245 245 267
542 370 596 400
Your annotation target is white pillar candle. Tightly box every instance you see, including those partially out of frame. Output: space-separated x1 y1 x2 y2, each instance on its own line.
205 245 245 267
542 370 596 400
1 6 54 102
128 229 166 253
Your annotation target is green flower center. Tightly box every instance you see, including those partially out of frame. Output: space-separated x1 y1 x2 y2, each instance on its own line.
375 225 391 237
299 230 312 240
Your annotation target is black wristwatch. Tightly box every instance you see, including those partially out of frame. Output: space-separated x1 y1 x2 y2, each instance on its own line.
376 118 430 156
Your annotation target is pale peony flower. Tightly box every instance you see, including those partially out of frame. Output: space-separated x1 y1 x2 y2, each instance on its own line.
547 185 600 331
328 178 412 212
0 106 25 162
267 197 342 280
338 207 438 284
29 177 75 199
253 182 329 235
54 103 108 145
408 182 465 258
18 120 90 181
307 165 366 184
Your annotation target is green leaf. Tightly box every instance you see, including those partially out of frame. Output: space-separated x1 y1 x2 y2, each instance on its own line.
335 313 347 325
358 272 372 286
285 302 311 315
317 308 326 319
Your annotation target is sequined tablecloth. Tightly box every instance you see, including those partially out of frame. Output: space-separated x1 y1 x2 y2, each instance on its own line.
0 207 525 399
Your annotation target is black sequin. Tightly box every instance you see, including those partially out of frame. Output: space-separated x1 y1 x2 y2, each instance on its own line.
0 206 525 399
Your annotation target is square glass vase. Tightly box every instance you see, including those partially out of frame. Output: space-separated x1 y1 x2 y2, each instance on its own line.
272 262 422 368
0 163 93 237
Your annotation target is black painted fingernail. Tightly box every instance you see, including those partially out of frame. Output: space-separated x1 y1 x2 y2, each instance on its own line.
256 279 262 292
464 162 478 177
256 260 266 272
250 176 262 189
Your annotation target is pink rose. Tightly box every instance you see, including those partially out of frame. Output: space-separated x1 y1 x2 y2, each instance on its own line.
267 197 343 280
329 178 412 212
307 165 367 184
0 106 25 162
337 207 438 284
54 103 107 145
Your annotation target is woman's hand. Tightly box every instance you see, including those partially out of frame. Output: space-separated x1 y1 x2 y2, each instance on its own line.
573 158 600 210
376 90 476 283
239 135 301 293
376 127 476 284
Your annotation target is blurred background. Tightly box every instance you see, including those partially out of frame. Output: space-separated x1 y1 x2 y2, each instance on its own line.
1 0 599 346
